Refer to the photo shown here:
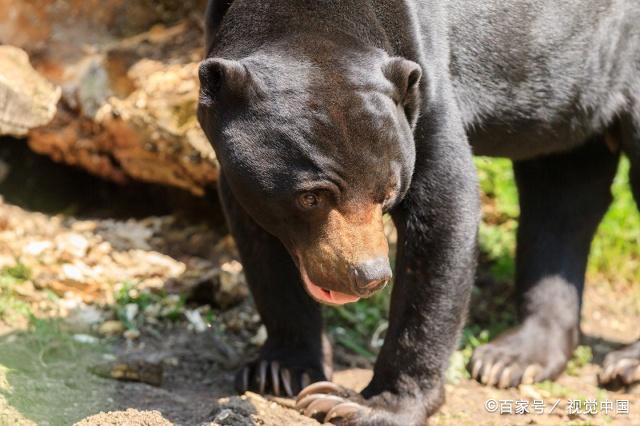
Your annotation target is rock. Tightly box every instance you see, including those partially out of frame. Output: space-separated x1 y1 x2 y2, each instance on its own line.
124 328 142 340
74 409 172 426
250 325 268 347
96 219 155 251
72 334 100 345
64 305 105 333
1 0 218 195
28 22 218 195
0 46 61 136
210 393 320 426
99 320 125 336
217 261 249 307
90 355 164 386
0 0 207 53
185 309 208 333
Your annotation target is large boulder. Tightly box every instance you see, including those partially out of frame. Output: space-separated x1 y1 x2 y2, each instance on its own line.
0 0 217 195
0 46 61 137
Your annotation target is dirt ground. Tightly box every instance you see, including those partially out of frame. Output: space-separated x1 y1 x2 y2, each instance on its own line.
1 181 639 425
4 317 639 426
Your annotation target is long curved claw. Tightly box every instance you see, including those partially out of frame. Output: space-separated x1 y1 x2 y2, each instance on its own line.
497 366 514 389
471 360 482 380
296 393 343 410
258 361 268 394
301 372 311 389
270 361 280 396
485 361 504 386
521 364 542 385
297 381 344 401
626 364 640 384
478 362 490 384
325 402 362 423
237 366 250 392
599 365 615 384
281 368 294 397
303 395 345 417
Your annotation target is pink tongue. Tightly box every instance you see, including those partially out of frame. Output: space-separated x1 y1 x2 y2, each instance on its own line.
305 281 360 305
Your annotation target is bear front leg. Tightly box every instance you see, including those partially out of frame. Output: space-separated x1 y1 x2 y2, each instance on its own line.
297 126 480 425
219 175 331 396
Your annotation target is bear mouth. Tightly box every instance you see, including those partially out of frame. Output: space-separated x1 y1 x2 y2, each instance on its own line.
297 260 360 305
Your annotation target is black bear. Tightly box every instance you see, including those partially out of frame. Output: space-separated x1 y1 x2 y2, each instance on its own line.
197 1 640 424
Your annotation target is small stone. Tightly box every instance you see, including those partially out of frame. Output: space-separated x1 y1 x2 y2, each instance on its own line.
124 328 141 340
90 357 163 387
61 263 84 282
64 305 104 333
250 325 267 346
22 240 53 257
124 303 139 323
73 334 99 345
185 309 206 333
99 320 125 336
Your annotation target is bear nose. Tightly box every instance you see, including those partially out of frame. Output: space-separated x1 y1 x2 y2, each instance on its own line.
349 257 392 293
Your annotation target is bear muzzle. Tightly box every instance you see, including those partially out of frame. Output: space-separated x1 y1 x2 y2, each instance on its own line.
291 204 391 305
349 256 392 295
295 253 392 305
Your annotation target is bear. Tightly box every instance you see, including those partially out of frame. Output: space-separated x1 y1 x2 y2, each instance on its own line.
197 1 640 424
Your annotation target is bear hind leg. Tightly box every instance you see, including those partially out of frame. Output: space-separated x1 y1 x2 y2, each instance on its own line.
598 114 640 388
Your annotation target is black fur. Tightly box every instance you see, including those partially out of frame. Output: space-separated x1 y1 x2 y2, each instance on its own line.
198 1 640 424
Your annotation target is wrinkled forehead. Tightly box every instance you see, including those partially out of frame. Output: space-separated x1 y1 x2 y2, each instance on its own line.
243 49 401 155
216 48 406 198
246 40 392 89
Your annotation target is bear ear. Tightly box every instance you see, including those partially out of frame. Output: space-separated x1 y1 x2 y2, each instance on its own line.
198 58 251 107
383 57 422 127
383 57 422 99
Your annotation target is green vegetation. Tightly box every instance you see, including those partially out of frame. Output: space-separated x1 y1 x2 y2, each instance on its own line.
324 285 392 361
0 262 33 322
475 157 519 282
589 158 640 282
113 281 186 330
566 345 593 376
475 156 640 285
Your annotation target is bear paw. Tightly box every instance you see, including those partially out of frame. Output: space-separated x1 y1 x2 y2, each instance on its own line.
296 381 436 425
598 341 640 389
469 319 574 388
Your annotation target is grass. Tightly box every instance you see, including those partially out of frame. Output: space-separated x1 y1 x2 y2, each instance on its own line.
0 262 33 323
475 157 519 282
566 345 593 376
475 156 640 285
589 158 640 282
324 285 392 361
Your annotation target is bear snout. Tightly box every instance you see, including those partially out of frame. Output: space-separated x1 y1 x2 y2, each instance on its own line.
349 257 392 296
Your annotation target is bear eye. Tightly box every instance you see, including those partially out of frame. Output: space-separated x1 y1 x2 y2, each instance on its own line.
297 192 321 210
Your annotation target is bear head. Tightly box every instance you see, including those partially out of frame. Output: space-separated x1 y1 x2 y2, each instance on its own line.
198 37 422 305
